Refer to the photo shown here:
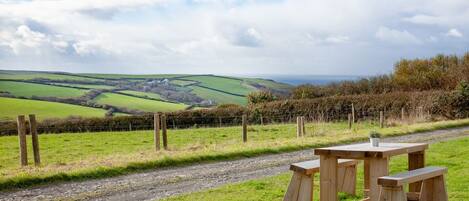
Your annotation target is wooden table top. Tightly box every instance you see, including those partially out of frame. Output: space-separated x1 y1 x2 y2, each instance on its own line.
314 143 428 159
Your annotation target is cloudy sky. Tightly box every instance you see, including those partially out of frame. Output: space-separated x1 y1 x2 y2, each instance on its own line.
0 0 468 75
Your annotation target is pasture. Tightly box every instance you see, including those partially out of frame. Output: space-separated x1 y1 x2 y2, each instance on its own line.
0 70 102 82
184 75 256 96
0 97 108 121
189 85 248 105
162 135 469 201
117 90 165 100
93 93 188 112
0 81 88 98
1 118 468 189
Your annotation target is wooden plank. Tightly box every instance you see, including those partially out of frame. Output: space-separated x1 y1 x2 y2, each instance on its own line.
17 115 28 166
162 114 168 150
29 114 40 166
378 166 447 187
154 113 161 151
320 155 338 201
314 143 428 159
297 174 313 201
380 111 384 128
408 151 425 192
338 165 356 195
348 113 352 129
283 172 302 201
351 103 355 123
433 175 448 201
378 186 406 201
301 116 306 136
297 116 302 137
290 159 358 176
368 157 389 201
242 114 247 142
364 159 370 198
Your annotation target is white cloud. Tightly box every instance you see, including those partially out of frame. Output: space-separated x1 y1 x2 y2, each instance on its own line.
325 36 350 44
445 28 463 38
375 26 422 45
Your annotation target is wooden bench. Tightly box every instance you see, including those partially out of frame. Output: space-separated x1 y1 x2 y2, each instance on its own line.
284 159 359 201
378 166 448 201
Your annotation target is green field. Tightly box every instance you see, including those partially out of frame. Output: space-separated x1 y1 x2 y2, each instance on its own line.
244 78 292 90
0 70 102 82
0 97 108 121
189 86 248 105
170 79 198 86
184 75 256 96
117 90 164 100
1 119 468 190
163 136 469 201
93 93 187 112
80 73 184 79
52 83 115 90
0 81 88 98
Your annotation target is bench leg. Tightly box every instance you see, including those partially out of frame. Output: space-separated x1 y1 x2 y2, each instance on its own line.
378 186 406 201
283 172 313 201
420 175 448 201
338 165 356 195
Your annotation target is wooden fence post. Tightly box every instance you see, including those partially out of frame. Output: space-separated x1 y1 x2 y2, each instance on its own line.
380 111 384 128
154 113 160 151
351 103 355 123
29 114 40 166
260 114 264 126
401 108 405 120
219 117 222 127
17 115 28 166
162 114 168 150
348 113 352 129
297 116 302 137
242 114 247 142
301 116 306 136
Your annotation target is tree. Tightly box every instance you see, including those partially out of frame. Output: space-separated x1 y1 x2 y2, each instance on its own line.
247 91 276 105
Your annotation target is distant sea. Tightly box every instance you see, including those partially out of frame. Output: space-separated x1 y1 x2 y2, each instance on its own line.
249 75 364 86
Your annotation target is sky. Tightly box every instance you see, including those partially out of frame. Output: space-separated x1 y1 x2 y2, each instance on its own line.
0 0 468 76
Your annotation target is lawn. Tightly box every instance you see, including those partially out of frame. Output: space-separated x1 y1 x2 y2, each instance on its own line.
162 135 469 201
0 97 108 121
1 118 469 190
184 75 256 96
0 81 88 98
117 90 165 100
189 86 248 105
93 92 187 112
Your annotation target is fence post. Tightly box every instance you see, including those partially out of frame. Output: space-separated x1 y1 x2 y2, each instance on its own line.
154 113 160 151
260 114 264 126
162 114 168 150
401 108 405 120
297 116 301 137
29 114 40 166
380 111 384 128
351 103 355 123
348 113 352 129
17 115 28 166
301 116 306 136
242 114 247 142
219 117 222 127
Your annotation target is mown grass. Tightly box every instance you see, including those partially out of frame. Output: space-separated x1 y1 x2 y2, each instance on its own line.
1 119 469 190
189 85 247 105
93 92 188 112
162 135 469 201
0 81 88 98
0 97 108 121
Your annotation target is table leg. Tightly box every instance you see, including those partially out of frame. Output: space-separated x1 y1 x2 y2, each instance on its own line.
363 159 370 198
409 151 425 192
368 157 389 201
320 155 338 201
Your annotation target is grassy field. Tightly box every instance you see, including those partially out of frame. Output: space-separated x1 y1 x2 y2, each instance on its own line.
0 97 108 121
52 83 115 90
0 70 102 82
1 119 469 190
189 85 248 105
0 81 88 98
80 73 184 79
117 90 165 100
170 79 198 87
163 136 469 201
93 93 187 112
184 75 256 96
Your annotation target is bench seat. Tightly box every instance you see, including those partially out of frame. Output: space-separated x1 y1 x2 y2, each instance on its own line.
290 159 358 176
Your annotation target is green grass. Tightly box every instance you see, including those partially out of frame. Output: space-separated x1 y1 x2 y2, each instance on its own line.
170 79 198 87
0 70 102 82
80 73 184 79
1 118 469 190
52 83 115 90
117 90 165 100
0 97 108 121
244 78 292 90
189 86 247 105
163 136 469 201
93 92 187 112
0 81 88 98
185 75 256 96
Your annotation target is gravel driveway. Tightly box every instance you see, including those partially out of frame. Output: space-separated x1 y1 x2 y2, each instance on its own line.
1 126 469 201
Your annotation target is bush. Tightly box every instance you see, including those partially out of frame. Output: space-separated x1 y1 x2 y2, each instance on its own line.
247 91 276 105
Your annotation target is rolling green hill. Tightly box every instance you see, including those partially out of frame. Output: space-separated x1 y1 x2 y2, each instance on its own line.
0 97 109 121
0 70 291 120
0 81 88 98
94 93 188 112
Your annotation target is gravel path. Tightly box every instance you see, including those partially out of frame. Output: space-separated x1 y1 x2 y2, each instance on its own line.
1 126 469 201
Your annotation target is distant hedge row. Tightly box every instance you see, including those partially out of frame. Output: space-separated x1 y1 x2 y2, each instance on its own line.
1 90 467 136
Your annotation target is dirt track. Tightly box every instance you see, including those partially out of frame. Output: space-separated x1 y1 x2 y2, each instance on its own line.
1 126 469 201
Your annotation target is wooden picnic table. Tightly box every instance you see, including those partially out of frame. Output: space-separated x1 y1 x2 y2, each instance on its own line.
314 142 428 201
